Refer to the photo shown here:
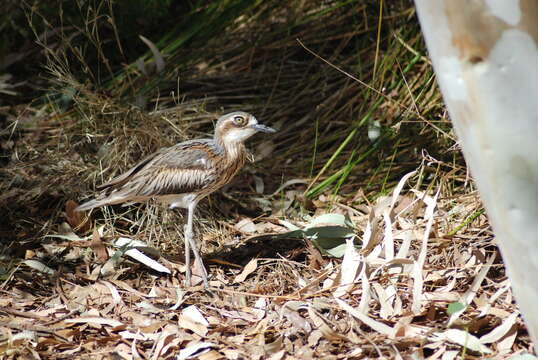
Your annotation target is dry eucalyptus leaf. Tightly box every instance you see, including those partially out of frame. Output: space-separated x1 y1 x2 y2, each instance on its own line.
234 258 258 283
65 200 91 233
91 228 108 263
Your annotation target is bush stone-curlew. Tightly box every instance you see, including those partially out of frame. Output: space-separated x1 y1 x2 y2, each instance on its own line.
76 111 276 287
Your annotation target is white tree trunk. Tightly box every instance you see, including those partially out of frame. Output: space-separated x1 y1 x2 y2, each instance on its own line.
414 0 538 350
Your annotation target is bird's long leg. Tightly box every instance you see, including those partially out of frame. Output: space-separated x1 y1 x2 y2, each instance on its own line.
184 221 191 286
186 201 209 288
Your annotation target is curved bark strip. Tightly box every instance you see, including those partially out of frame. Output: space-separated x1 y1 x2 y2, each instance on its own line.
415 0 538 350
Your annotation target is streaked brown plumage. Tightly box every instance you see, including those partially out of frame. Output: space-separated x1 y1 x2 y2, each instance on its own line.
76 111 276 287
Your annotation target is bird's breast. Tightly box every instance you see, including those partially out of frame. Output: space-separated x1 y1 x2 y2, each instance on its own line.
206 146 246 191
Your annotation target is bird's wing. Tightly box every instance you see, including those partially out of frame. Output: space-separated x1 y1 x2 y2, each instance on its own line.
76 140 221 212
131 146 219 197
97 147 168 190
102 140 219 197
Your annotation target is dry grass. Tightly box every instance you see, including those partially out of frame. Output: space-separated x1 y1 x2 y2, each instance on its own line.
0 0 533 358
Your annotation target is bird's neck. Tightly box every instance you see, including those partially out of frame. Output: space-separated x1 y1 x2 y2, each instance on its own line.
214 134 246 163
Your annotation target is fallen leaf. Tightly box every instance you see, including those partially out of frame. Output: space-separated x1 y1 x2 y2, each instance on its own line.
431 329 492 354
178 306 209 337
23 259 56 275
115 237 171 274
335 298 395 338
235 218 257 234
65 316 123 327
139 35 165 73
65 200 91 233
91 228 108 263
480 312 519 344
177 342 216 360
234 258 258 283
333 237 361 297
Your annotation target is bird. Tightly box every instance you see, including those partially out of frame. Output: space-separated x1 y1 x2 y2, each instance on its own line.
75 111 276 287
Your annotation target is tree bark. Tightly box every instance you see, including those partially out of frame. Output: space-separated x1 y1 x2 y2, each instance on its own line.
414 0 538 351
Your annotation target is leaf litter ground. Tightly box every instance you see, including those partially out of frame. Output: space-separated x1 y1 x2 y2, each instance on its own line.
0 151 533 358
0 1 535 358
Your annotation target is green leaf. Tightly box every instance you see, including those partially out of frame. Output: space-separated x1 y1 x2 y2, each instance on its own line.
307 213 352 227
279 220 300 231
304 225 355 240
447 301 465 315
323 243 349 258
275 214 358 258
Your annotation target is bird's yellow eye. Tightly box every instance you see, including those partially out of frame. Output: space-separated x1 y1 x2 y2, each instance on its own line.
233 115 247 126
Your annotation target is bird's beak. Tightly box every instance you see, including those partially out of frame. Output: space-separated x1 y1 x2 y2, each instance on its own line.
250 123 277 133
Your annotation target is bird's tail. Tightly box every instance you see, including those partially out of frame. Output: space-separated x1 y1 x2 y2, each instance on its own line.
75 192 146 212
75 198 112 212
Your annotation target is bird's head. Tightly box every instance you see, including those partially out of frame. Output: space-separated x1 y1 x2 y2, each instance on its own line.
215 111 276 145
